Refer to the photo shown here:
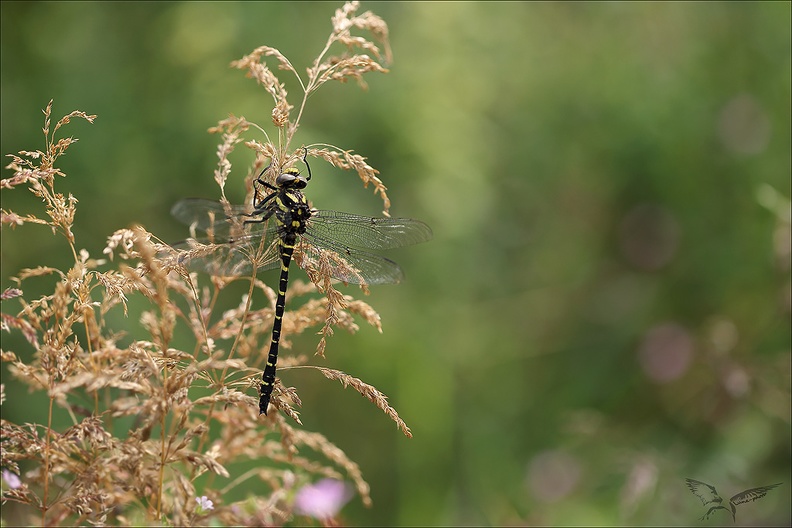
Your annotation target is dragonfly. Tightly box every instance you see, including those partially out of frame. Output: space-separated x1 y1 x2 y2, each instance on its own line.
167 152 432 414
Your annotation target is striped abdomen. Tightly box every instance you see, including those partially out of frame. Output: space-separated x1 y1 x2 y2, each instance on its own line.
259 234 296 415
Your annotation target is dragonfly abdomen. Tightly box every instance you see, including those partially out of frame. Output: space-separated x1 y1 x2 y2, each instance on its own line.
259 235 297 415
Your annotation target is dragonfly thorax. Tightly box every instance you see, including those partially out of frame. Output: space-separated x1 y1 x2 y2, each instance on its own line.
275 195 311 236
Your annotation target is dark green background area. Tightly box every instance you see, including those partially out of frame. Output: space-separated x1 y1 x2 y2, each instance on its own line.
2 2 790 526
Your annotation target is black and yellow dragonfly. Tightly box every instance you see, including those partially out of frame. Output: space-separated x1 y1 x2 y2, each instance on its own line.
167 153 432 414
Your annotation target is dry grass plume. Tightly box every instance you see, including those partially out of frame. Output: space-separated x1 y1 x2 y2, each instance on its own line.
1 3 413 525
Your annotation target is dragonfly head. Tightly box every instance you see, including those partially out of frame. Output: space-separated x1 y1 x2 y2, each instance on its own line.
276 167 309 190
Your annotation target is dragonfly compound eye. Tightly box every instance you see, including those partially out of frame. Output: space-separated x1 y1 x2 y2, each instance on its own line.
276 171 308 189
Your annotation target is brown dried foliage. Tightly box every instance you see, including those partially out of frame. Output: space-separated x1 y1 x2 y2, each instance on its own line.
1 3 411 526
229 1 392 214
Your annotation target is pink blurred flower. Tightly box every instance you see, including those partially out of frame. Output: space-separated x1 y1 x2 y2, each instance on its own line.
294 479 353 520
2 469 21 489
638 322 693 383
195 495 213 512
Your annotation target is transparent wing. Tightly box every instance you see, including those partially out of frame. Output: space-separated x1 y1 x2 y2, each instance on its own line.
297 211 432 285
167 200 431 282
308 210 433 250
168 199 281 276
297 233 405 285
170 198 276 239
167 235 281 277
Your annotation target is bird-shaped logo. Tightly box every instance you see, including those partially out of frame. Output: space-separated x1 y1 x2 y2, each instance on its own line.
685 478 781 522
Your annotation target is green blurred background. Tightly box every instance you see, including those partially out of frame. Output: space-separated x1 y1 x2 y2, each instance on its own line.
2 1 790 526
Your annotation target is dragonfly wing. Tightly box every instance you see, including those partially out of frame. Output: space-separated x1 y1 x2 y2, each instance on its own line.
296 232 405 285
170 198 276 239
167 198 284 276
308 210 433 250
166 235 281 277
168 202 429 283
